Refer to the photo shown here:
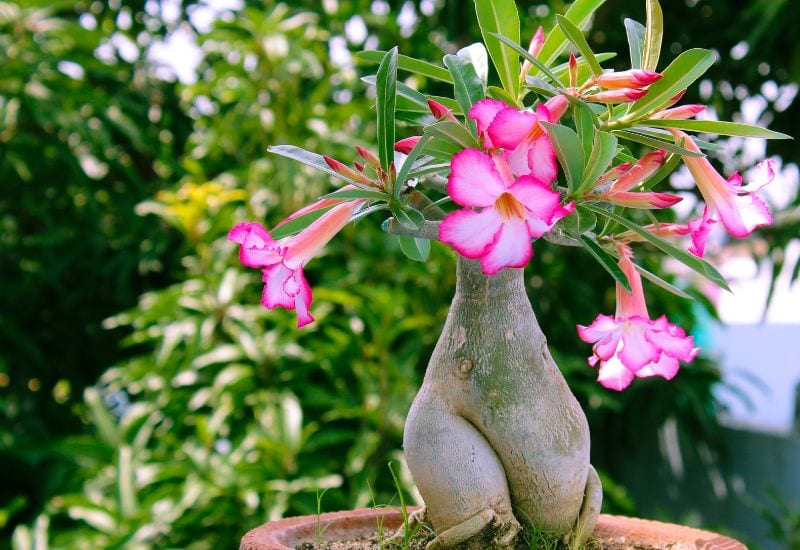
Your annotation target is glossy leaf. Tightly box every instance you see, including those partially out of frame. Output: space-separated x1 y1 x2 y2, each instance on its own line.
556 15 603 76
577 131 618 194
613 129 704 157
268 145 366 185
625 18 645 69
398 235 431 262
537 0 607 66
584 204 731 291
443 54 485 134
540 121 584 191
376 47 398 172
563 206 597 235
492 32 564 87
423 120 479 150
474 0 520 99
356 50 452 83
625 49 715 119
635 264 694 300
393 204 425 230
642 0 663 71
640 119 792 139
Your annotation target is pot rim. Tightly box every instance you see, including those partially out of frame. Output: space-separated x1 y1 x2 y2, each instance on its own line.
240 506 746 549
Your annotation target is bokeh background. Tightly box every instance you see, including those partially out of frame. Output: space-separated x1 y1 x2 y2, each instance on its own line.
1 0 798 548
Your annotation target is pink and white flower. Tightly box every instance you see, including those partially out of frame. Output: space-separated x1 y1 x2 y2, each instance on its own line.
671 129 775 238
641 206 717 258
438 149 573 275
228 200 361 328
577 246 698 390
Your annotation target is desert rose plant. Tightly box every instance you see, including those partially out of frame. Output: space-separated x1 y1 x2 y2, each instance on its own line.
229 0 789 547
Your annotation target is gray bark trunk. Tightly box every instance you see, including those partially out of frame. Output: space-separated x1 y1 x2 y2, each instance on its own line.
403 257 597 547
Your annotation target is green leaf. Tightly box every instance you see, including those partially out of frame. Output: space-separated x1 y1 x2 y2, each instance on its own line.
474 0 520 99
443 54 485 134
555 15 603 76
486 85 519 106
613 129 704 157
577 131 618 194
575 104 596 157
356 50 452 83
271 206 335 240
562 206 597 235
491 32 564 87
540 121 584 191
393 204 425 230
421 137 462 161
625 49 715 120
423 120 479 150
627 126 723 150
624 18 645 69
269 145 360 184
577 234 631 292
583 203 731 291
397 235 431 262
395 134 431 198
538 0 607 67
376 47 398 172
642 0 663 71
364 75 463 114
635 264 694 300
319 189 389 201
639 119 792 139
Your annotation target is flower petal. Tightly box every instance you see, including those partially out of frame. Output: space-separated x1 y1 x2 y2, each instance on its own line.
487 108 539 150
438 207 503 259
479 215 532 275
228 222 283 268
447 149 506 207
291 268 315 328
596 356 635 391
577 314 620 343
469 98 508 135
618 321 659 371
526 134 558 184
635 354 680 380
261 264 296 310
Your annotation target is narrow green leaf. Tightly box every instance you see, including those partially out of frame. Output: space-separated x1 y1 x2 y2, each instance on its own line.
319 189 389 201
395 134 431 198
564 93 601 128
634 264 694 300
491 32 564 87
457 42 489 84
640 119 792 139
625 49 715 120
271 206 335 240
584 203 731 291
398 235 431 262
577 234 631 292
474 0 520 98
613 129 704 157
538 0 607 67
642 0 663 71
269 145 364 185
356 50 452 83
408 161 449 179
575 104 596 157
577 131 618 194
624 18 645 69
556 15 603 76
423 120 479 150
443 54 485 134
421 137 462 161
628 126 723 150
376 47 398 172
540 121 584 191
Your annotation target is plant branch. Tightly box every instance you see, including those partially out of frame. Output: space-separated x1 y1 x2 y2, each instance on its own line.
385 219 441 240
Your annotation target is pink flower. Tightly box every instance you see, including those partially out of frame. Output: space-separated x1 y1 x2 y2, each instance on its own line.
671 129 775 238
485 103 559 182
468 98 508 150
577 247 698 390
438 149 573 275
643 207 717 258
584 88 647 104
228 201 361 327
593 69 662 89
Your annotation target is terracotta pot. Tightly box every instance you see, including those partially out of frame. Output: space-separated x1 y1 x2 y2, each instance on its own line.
240 506 746 549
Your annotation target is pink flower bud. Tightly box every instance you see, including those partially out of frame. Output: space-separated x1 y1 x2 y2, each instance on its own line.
427 99 458 122
394 136 421 154
355 145 380 167
520 26 545 78
593 69 662 89
584 88 647 104
651 104 706 120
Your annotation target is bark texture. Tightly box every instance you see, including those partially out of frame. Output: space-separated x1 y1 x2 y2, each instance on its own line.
403 257 598 548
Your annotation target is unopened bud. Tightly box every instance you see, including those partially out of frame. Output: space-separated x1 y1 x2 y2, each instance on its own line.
651 104 706 120
395 136 421 154
584 88 647 104
355 145 381 167
520 26 545 78
569 53 578 88
427 99 457 122
593 69 662 89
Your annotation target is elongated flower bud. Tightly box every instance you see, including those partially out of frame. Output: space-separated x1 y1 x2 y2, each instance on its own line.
427 98 458 122
593 69 662 89
611 150 667 192
355 145 380 167
651 104 706 120
569 52 578 88
520 26 545 78
584 88 647 104
543 94 570 122
323 155 375 185
395 136 421 154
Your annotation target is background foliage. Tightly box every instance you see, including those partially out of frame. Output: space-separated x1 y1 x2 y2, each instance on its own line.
1 0 797 548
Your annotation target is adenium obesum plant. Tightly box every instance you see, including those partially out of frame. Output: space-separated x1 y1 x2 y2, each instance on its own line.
230 0 788 547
